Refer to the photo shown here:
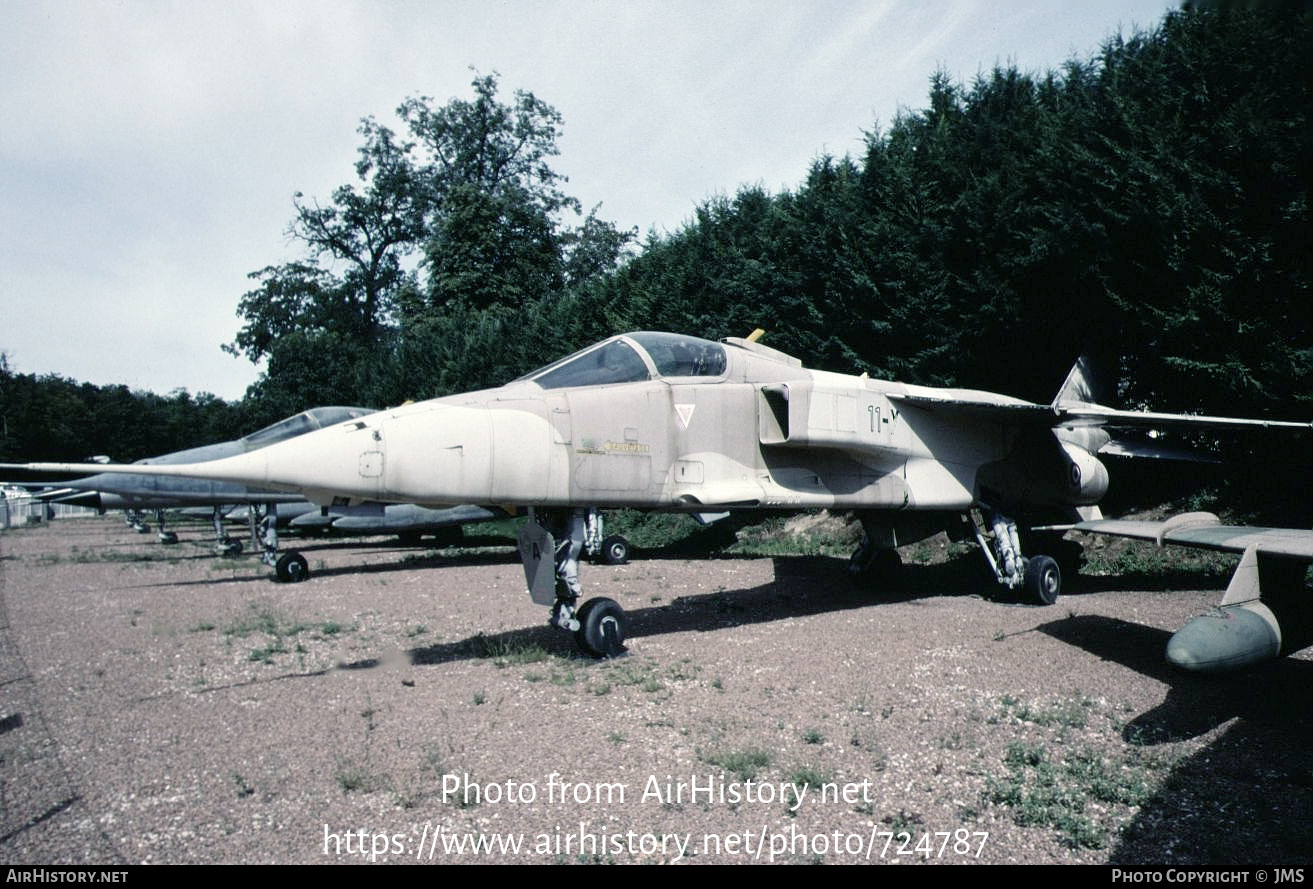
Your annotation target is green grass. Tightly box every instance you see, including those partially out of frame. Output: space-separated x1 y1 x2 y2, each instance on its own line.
464 633 551 667
334 758 377 794
193 600 355 664
725 516 852 558
884 809 923 833
247 640 288 663
1081 539 1237 578
699 747 772 782
231 772 255 799
787 763 831 788
223 602 309 638
984 741 1153 849
34 549 163 565
1000 696 1093 729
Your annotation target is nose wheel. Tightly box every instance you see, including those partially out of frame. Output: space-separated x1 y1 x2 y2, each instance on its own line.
521 508 629 656
575 597 627 658
275 551 310 583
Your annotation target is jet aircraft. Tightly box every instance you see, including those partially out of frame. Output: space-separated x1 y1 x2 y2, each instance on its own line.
13 407 606 579
8 331 1309 656
17 406 373 578
1075 513 1313 672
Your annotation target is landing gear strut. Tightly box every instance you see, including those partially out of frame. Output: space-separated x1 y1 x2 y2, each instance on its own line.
247 503 309 583
212 506 243 556
582 508 629 565
154 509 178 545
848 514 905 590
519 507 627 657
970 507 1062 605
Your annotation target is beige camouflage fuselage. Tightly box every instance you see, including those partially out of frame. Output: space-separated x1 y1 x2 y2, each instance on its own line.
278 332 1105 517
20 330 1306 526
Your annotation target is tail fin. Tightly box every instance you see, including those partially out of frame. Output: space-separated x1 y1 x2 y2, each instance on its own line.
1055 356 1222 463
1051 355 1112 409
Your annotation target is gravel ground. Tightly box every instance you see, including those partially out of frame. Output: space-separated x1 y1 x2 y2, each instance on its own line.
2 516 1311 865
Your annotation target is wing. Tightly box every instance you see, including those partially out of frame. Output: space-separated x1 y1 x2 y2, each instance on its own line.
1075 512 1313 559
889 391 1313 432
1075 511 1313 672
1053 404 1313 432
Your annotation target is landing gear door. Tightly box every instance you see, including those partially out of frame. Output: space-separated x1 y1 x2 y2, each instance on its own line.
516 516 558 605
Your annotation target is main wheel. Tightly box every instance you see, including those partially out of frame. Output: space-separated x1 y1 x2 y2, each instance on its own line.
574 597 626 657
431 526 465 548
599 535 630 565
275 551 310 583
1024 555 1061 606
849 546 902 590
217 539 243 557
157 531 179 545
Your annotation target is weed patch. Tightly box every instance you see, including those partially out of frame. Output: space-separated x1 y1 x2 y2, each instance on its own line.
699 747 772 781
984 741 1153 849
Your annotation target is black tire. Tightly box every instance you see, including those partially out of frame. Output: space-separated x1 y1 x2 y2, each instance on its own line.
850 546 902 590
431 526 465 548
275 552 310 583
217 539 243 557
1024 555 1061 606
157 531 179 545
599 535 630 565
574 597 626 657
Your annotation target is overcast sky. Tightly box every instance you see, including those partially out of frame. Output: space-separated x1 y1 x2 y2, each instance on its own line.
1 0 1180 400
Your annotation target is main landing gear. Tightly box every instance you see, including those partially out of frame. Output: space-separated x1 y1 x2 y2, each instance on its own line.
970 507 1062 605
519 507 629 658
125 509 151 534
153 509 179 544
211 506 244 556
123 509 178 544
847 508 1065 606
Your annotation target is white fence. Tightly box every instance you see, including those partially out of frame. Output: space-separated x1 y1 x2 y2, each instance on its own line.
0 494 98 529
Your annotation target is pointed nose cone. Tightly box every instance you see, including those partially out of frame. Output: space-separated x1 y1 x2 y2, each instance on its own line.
220 413 395 502
1166 602 1282 672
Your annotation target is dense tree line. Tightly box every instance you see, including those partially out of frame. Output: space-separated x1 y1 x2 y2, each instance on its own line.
3 6 1308 514
0 354 248 462
603 6 1310 419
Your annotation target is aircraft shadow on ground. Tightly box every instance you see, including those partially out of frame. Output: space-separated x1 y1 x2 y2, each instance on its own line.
1067 570 1235 594
407 555 1000 666
1118 657 1313 863
1037 611 1313 863
119 545 522 590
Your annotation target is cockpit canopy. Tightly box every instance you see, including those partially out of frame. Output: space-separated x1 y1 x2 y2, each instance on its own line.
240 406 374 452
520 332 728 390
